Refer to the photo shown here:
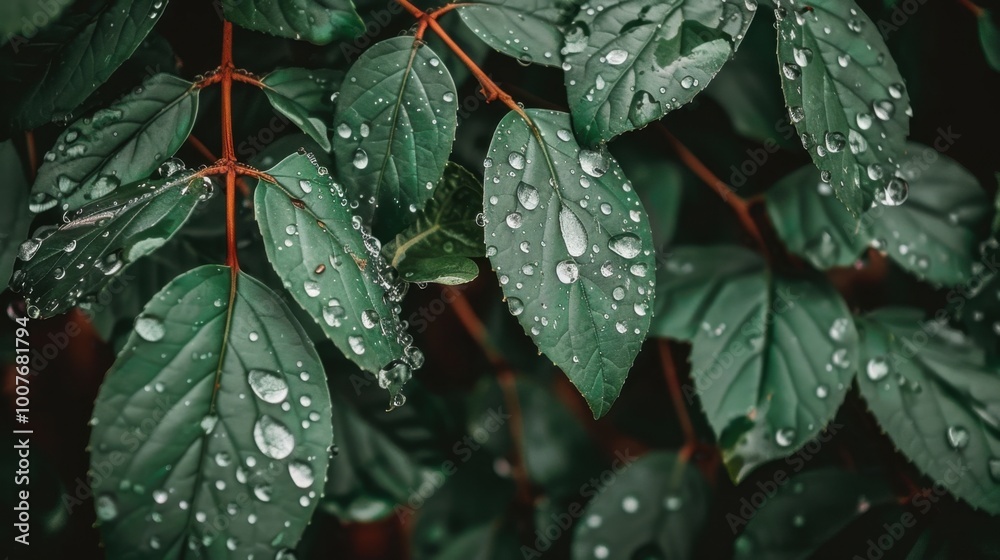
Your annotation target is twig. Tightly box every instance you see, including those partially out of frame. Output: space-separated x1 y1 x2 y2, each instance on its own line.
24 131 38 181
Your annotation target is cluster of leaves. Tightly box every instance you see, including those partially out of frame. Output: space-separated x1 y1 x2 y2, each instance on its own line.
2 0 1000 558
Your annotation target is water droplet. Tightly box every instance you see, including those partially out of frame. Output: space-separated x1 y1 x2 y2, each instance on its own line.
304 280 321 297
508 152 525 170
134 315 165 342
831 348 851 369
516 182 539 210
824 131 846 153
605 49 628 65
361 309 380 329
856 112 873 130
558 207 588 257
793 47 813 67
253 415 295 459
336 123 351 138
872 99 895 121
348 335 366 355
946 426 969 450
352 149 369 169
17 238 41 261
866 356 890 381
248 369 289 403
816 385 829 399
556 260 579 284
506 212 523 229
621 495 639 513
876 177 908 206
608 233 642 259
557 129 572 141
288 461 315 488
507 297 524 316
579 150 607 177
95 494 117 521
775 427 796 447
829 318 850 341
782 63 801 80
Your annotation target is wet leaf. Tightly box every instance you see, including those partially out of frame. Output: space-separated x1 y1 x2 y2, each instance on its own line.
654 245 857 481
223 0 364 44
384 162 484 285
254 151 420 406
89 264 332 559
332 36 459 239
457 0 581 67
0 141 32 286
9 169 212 319
483 109 655 418
572 451 708 560
563 0 756 145
856 308 1000 514
978 9 1000 72
32 73 200 212
774 0 911 214
262 68 342 152
0 0 167 130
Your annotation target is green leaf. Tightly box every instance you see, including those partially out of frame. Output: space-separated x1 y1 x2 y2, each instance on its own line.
978 10 1000 73
384 162 484 285
31 73 200 212
0 141 32 286
0 0 168 130
222 0 364 44
765 165 870 270
332 36 459 239
433 521 522 560
457 0 580 67
262 68 342 152
89 264 333 559
563 0 755 145
322 390 431 522
733 469 897 560
483 109 655 418
9 169 212 319
866 143 989 285
774 0 911 215
572 451 708 560
0 0 71 40
655 245 858 480
651 245 765 340
855 308 1000 514
767 144 989 284
254 151 420 405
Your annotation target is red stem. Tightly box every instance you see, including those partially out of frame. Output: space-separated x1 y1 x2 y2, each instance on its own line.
24 130 37 181
220 21 239 272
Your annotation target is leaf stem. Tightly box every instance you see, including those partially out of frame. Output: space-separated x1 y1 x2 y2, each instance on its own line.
957 0 985 17
24 130 37 181
447 288 534 508
220 21 240 272
659 127 770 258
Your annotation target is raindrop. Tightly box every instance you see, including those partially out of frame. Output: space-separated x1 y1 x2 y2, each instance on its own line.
579 150 607 178
829 318 850 341
621 496 639 513
782 63 801 80
248 369 289 403
288 461 315 488
516 182 539 210
793 47 813 67
876 177 908 206
775 427 796 447
304 280 321 297
95 495 118 521
605 49 628 65
508 152 525 170
872 100 895 121
946 426 969 450
506 212 523 229
348 335 366 355
608 233 642 259
866 357 890 381
134 315 165 342
252 415 295 459
556 260 580 284
507 297 524 316
558 206 588 257
352 149 369 169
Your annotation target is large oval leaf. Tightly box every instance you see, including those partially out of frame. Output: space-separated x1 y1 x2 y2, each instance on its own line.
774 0 911 214
856 308 1000 514
563 0 755 146
0 0 168 130
655 245 858 481
572 451 709 560
384 162 484 285
457 0 580 67
0 140 32 286
89 264 333 559
254 151 419 405
261 68 341 152
332 36 459 239
222 0 364 44
9 169 212 319
32 73 200 212
483 109 655 418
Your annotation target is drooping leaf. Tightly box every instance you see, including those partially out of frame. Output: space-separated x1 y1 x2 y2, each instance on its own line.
222 0 364 44
0 141 32 286
655 245 858 481
978 9 1000 72
261 68 342 152
572 451 708 560
332 36 459 239
457 0 580 67
483 109 655 418
774 0 911 215
855 308 1000 514
767 143 989 284
651 245 765 340
9 169 213 319
864 143 989 286
0 0 72 40
89 264 333 559
384 162 484 285
254 151 420 405
732 469 897 560
563 0 756 146
0 0 168 130
765 165 871 270
31 73 200 212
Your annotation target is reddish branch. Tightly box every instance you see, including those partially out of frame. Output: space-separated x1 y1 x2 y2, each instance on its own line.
447 289 534 508
24 131 38 181
958 0 985 17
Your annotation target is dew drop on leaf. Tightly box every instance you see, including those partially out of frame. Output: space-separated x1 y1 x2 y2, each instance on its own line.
608 233 642 259
558 206 588 257
247 369 289 403
134 315 165 342
252 415 295 459
556 260 580 284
